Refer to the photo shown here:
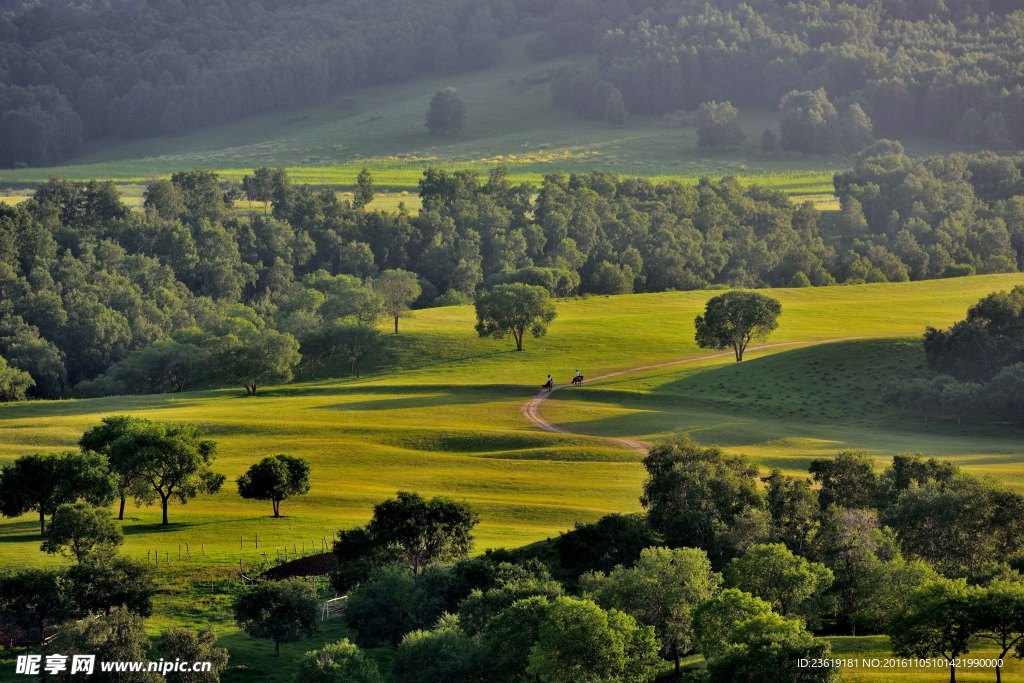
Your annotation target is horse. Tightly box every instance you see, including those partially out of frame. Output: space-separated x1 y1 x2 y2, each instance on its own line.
542 379 554 391
571 375 584 386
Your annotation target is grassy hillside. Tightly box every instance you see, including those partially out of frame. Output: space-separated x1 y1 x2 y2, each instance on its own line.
0 273 1023 678
1 274 1022 562
0 36 971 202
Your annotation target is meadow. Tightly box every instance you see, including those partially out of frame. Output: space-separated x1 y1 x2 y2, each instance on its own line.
1 273 1023 679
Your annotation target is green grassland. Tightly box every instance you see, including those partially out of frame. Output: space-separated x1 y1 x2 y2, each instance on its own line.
0 35 972 202
2 274 1024 680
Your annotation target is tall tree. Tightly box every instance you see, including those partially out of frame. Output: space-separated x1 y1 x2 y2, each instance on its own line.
972 580 1024 683
354 167 375 209
106 421 223 525
695 291 782 361
474 283 557 351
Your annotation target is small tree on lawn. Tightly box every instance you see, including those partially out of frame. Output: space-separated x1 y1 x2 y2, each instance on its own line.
237 454 311 518
373 269 421 334
426 88 466 136
475 283 557 351
107 421 224 526
695 290 782 361
0 451 116 534
889 578 980 683
233 578 318 656
41 502 123 562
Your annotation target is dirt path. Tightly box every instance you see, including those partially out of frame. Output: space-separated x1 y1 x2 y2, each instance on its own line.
520 337 865 454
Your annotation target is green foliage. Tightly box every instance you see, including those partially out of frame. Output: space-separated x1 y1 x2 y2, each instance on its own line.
344 564 416 646
391 615 477 683
697 101 745 148
889 578 980 683
354 168 375 210
41 502 123 562
237 455 311 518
809 451 878 510
49 608 153 683
475 283 557 351
583 546 721 674
426 88 466 136
641 437 766 565
555 513 659 578
233 579 319 657
103 419 223 525
724 543 833 623
156 627 231 683
704 611 837 683
216 326 301 396
694 291 782 361
477 596 552 682
294 639 382 683
372 269 421 334
692 588 774 659
526 596 661 683
366 491 479 575
65 556 155 618
0 356 34 400
0 450 116 534
457 565 565 636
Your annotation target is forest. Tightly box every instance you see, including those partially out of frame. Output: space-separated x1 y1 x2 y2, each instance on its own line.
2 146 1024 399
5 1 1024 166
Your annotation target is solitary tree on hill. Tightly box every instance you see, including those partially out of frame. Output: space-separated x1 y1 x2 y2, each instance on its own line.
237 454 311 518
475 283 557 351
695 291 782 361
426 88 466 136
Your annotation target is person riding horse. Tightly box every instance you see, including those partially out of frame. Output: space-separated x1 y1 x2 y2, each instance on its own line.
572 369 584 385
543 374 554 390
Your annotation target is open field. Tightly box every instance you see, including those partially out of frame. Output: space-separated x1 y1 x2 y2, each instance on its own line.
2 274 1024 680
0 36 973 205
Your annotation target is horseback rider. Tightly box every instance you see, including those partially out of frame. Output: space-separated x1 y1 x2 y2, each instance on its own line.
545 374 553 390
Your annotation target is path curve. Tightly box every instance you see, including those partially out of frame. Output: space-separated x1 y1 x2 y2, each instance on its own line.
521 337 865 454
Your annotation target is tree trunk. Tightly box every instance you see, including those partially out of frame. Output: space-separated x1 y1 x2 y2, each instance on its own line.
273 499 279 518
949 662 956 683
161 497 169 526
39 510 45 535
274 639 280 657
118 496 126 521
734 343 744 362
673 650 681 679
514 328 523 351
394 314 399 334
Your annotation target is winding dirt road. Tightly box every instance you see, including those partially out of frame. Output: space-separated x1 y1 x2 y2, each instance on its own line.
520 338 865 453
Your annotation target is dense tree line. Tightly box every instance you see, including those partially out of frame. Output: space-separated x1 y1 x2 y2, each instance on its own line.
889 285 1024 421
538 0 1024 152
306 440 1024 681
2 151 1024 399
0 0 517 166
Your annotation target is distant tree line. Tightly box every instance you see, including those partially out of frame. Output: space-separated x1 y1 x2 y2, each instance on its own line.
1 150 1023 399
0 0 517 166
537 0 1024 152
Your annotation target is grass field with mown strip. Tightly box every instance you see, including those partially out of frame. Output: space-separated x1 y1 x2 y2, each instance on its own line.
1 274 1024 680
